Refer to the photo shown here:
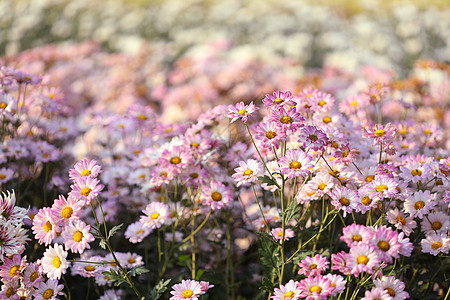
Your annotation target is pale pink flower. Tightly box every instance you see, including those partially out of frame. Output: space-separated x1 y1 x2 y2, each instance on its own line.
34 279 64 300
232 159 263 186
226 101 258 123
41 244 69 280
271 228 295 242
297 254 329 277
170 279 205 300
69 159 103 181
69 176 104 206
271 279 301 300
140 202 171 230
373 276 409 300
62 219 94 254
32 207 59 246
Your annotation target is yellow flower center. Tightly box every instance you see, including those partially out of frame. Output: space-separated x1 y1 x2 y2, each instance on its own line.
9 265 19 277
191 142 199 147
431 242 442 250
137 114 147 120
30 271 39 282
423 129 432 135
211 192 222 201
309 286 322 293
323 116 331 123
357 255 369 265
0 102 7 109
349 101 358 107
289 161 302 169
0 174 5 179
318 100 326 106
280 116 293 124
44 221 52 233
182 289 194 298
342 150 350 157
6 287 14 297
352 235 362 242
274 98 284 104
190 172 199 179
170 156 181 164
432 221 442 230
385 288 396 297
399 129 408 135
81 169 91 177
414 201 425 210
309 134 318 141
331 141 339 148
339 197 350 206
328 169 339 176
375 184 388 193
266 131 277 139
284 291 294 298
128 258 135 264
84 265 95 272
396 216 406 225
243 169 253 176
374 129 386 137
43 289 54 300
238 109 247 115
73 231 83 242
361 196 372 206
309 263 317 269
411 169 422 176
318 183 326 190
61 206 73 219
277 231 283 237
136 230 145 234
80 187 92 197
151 213 160 220
377 240 390 251
52 257 61 268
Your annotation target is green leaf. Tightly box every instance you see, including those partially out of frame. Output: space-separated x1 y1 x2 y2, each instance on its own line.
129 266 149 277
102 269 126 287
291 250 315 265
108 223 123 239
285 199 300 223
150 279 172 300
258 175 277 187
99 239 106 250
195 269 205 281
260 277 275 293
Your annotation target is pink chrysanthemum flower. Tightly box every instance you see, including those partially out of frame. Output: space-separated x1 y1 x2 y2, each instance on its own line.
278 149 313 179
0 254 26 283
420 232 450 256
298 275 333 299
420 211 449 234
298 125 328 151
370 226 402 264
69 159 103 181
140 202 171 230
361 287 393 300
346 244 380 277
403 190 435 219
340 224 373 247
159 145 194 175
71 256 104 278
32 207 59 246
297 254 329 277
310 91 335 112
125 221 152 243
255 120 286 150
363 123 397 146
386 208 417 236
0 167 14 184
331 251 351 275
399 161 433 184
34 279 64 300
324 274 346 296
23 262 43 288
62 219 94 254
397 232 414 257
368 176 399 200
50 194 83 228
271 228 295 242
199 281 214 294
0 220 23 260
226 101 258 123
354 187 378 214
271 279 302 300
373 276 409 300
200 181 233 211
70 176 104 206
41 244 69 280
232 159 263 187
263 90 297 109
329 186 358 216
170 279 205 300
0 190 28 226
270 107 305 132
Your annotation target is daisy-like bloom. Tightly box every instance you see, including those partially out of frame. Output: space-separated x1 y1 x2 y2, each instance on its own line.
0 167 14 184
297 254 329 277
0 190 28 226
270 107 305 133
278 149 313 179
225 101 258 123
403 190 435 219
125 221 152 243
324 274 346 297
399 161 433 184
71 256 104 278
199 281 214 294
263 90 296 109
329 186 358 216
310 91 335 112
363 123 397 146
170 279 205 300
232 159 263 186
41 244 69 280
396 232 414 257
373 276 409 300
331 251 351 275
298 125 328 152
200 181 233 211
421 211 449 234
255 120 286 150
140 202 171 230
271 279 302 300
32 207 59 246
116 252 144 269
354 187 378 214
386 208 417 236
361 287 393 300
158 145 194 175
368 176 399 201
70 176 104 206
271 228 295 242
0 254 26 283
0 220 23 260
99 289 124 300
0 281 18 299
62 219 94 254
34 279 64 300
340 224 373 247
346 244 380 277
310 173 335 196
50 194 83 227
370 226 402 264
69 159 103 181
420 232 450 256
23 262 43 288
297 275 334 300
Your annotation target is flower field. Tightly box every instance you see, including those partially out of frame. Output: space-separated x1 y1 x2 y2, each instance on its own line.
0 0 449 299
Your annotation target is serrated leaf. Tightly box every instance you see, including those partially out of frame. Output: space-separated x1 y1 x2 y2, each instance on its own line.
285 200 300 223
129 266 150 277
260 277 275 293
99 239 106 250
108 223 123 240
291 250 315 265
150 278 172 300
102 269 127 287
257 175 278 187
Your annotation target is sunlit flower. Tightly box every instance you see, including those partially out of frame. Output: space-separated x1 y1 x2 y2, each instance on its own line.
170 279 205 300
41 244 69 280
226 101 258 123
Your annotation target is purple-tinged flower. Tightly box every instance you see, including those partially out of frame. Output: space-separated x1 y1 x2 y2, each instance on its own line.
263 90 296 109
373 276 409 300
386 208 416 236
255 120 286 150
69 176 104 206
278 149 313 179
62 219 94 254
69 159 103 181
403 190 435 219
368 176 399 201
34 279 64 300
170 279 205 300
363 123 397 146
32 207 59 246
329 186 358 216
0 254 26 283
370 226 402 264
225 101 258 123
271 228 295 242
298 125 328 151
420 211 449 234
140 202 171 230
232 159 263 186
125 221 152 244
340 224 373 247
361 287 392 300
0 167 14 185
270 107 304 132
297 254 329 277
324 274 346 296
200 181 233 211
50 194 83 228
346 244 380 277
331 251 351 275
271 279 301 300
298 275 333 299
420 232 450 256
